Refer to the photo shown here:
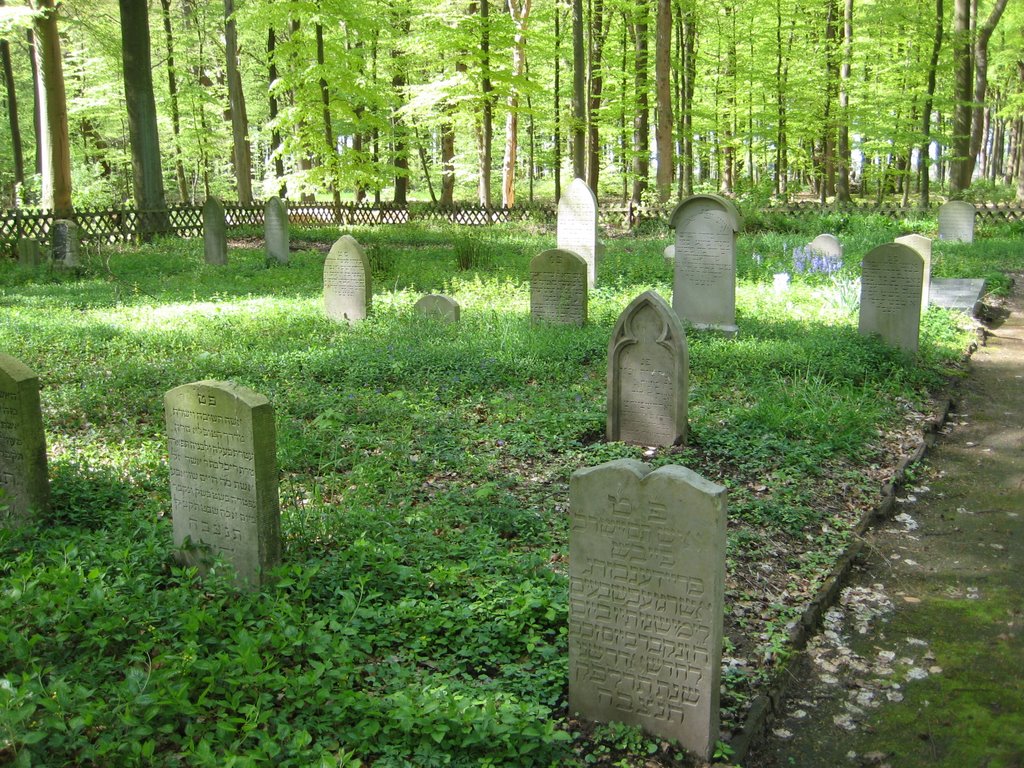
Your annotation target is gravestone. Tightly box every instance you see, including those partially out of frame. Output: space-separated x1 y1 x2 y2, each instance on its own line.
17 239 41 268
858 243 924 353
50 219 79 267
0 354 49 526
324 235 371 322
928 278 987 314
557 177 598 288
663 244 674 267
414 294 460 322
165 380 281 588
264 197 289 264
569 458 726 761
203 197 228 265
669 195 741 335
607 291 687 446
530 248 588 326
937 200 976 243
807 233 842 258
894 234 933 314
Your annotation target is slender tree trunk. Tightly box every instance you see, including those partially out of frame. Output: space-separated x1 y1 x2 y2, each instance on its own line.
835 0 852 203
32 0 72 213
0 11 24 204
629 8 649 204
585 0 609 190
501 0 531 207
654 0 672 201
966 0 1009 182
391 11 410 205
821 0 839 200
159 0 188 202
317 21 343 206
920 0 943 208
268 27 286 199
680 0 696 196
224 0 252 203
949 0 972 196
554 1 562 200
571 0 585 178
720 4 735 195
478 0 494 206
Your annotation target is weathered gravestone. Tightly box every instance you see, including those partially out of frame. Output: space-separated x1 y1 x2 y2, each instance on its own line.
414 294 460 322
663 244 675 267
858 243 924 353
670 195 741 335
203 197 228 265
894 234 933 314
569 458 726 761
165 380 281 588
530 249 588 326
607 291 687 446
264 197 290 264
50 219 80 267
937 200 976 243
17 239 41 268
807 233 842 258
324 235 372 322
557 177 599 288
0 354 49 526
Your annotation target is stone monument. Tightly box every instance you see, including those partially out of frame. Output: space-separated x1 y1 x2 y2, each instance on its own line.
17 239 41 268
203 197 228 266
607 291 687 446
264 197 290 264
165 380 281 588
858 243 925 353
0 353 50 526
894 234 933 314
669 195 741 335
324 235 372 322
937 200 976 243
807 233 842 258
414 294 460 322
557 177 598 288
50 219 80 267
569 458 727 761
530 249 588 326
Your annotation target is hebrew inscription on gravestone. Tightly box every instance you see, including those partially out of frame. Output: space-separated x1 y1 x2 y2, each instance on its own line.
858 243 924 353
166 380 281 588
569 458 726 761
0 353 49 526
530 249 588 326
324 235 372 322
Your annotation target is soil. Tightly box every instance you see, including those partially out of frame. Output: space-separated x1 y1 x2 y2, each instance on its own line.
747 278 1024 768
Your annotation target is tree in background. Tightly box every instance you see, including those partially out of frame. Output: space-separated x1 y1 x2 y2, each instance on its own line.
31 0 71 213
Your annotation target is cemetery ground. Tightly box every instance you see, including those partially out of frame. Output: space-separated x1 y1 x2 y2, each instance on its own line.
0 215 1019 767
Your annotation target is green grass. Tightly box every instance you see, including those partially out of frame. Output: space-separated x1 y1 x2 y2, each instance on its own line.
0 218 1016 766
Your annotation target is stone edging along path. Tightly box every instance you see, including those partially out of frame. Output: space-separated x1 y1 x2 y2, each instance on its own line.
727 326 987 765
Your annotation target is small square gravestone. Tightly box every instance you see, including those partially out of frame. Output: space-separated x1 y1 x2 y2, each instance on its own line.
165 380 281 588
324 235 372 322
557 177 599 289
670 195 741 335
0 353 50 526
414 294 460 322
203 197 228 265
895 234 933 314
50 219 80 267
569 458 726 761
17 239 41 268
607 291 687 446
530 248 588 326
807 233 842 259
858 243 924 353
937 201 976 243
264 197 290 264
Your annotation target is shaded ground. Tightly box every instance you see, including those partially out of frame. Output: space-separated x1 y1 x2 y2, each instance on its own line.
749 280 1024 768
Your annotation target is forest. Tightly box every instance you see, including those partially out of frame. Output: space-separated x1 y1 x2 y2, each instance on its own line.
7 0 1024 215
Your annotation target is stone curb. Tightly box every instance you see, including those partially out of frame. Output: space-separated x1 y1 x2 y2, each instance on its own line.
727 326 987 765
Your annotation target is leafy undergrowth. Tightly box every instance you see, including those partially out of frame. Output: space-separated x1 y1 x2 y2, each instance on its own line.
0 219 1009 766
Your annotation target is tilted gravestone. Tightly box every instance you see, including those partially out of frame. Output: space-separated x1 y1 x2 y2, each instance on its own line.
607 291 687 446
895 234 933 314
0 354 50 526
17 239 41 268
414 294 460 322
807 233 842 258
669 195 741 335
166 380 281 588
203 197 228 265
858 243 925 353
530 248 588 326
264 197 290 264
324 235 372 322
557 177 599 289
937 200 976 243
50 219 80 267
569 458 727 761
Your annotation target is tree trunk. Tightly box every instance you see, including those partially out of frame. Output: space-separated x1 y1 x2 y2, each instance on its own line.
821 0 839 200
32 0 72 214
317 21 343 206
949 0 972 196
654 0 672 201
835 0 852 203
629 8 649 204
501 0 531 207
571 0 585 178
585 0 609 190
680 0 696 197
0 23 23 204
478 0 493 206
268 27 286 199
920 0 943 208
224 0 252 203
965 0 1009 183
554 0 562 200
720 4 735 195
159 0 188 202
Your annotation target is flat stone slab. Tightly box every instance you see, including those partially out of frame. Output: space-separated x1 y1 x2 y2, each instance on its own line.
928 278 986 313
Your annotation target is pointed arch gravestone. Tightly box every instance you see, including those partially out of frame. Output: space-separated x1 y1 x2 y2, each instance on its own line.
858 243 925 353
203 197 228 265
569 458 727 761
264 197 290 264
530 249 588 326
895 234 933 314
0 353 49 526
937 200 976 243
324 235 372 322
669 195 741 335
414 294 460 322
607 291 687 446
165 380 281 588
557 177 598 288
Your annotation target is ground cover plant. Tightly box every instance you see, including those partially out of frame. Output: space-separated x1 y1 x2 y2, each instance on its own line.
0 215 1013 766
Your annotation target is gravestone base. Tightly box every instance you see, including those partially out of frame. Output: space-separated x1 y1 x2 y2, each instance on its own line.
928 278 987 314
690 322 738 338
